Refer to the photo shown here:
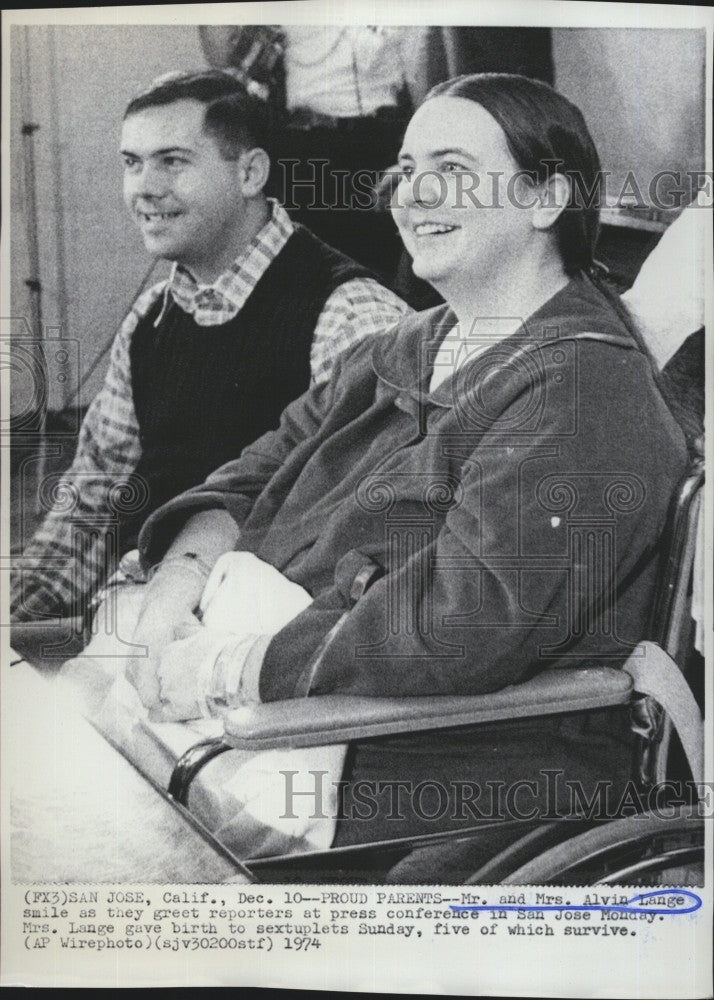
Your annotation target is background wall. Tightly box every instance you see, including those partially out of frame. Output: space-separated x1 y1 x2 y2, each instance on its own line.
9 25 707 411
553 28 706 204
10 25 204 412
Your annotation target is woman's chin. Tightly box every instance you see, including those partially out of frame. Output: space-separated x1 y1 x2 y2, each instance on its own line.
410 257 448 287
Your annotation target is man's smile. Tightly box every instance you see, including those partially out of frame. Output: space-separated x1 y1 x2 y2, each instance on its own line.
138 209 182 223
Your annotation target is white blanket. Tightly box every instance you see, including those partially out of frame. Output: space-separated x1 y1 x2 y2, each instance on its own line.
59 570 347 860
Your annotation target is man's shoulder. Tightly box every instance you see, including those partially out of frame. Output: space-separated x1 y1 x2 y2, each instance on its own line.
278 223 411 320
103 280 169 369
333 301 444 375
326 276 412 319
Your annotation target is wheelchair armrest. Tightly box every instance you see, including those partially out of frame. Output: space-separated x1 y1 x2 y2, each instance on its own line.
219 666 633 751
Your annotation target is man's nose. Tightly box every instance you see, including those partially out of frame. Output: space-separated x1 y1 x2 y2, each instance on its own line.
126 162 169 200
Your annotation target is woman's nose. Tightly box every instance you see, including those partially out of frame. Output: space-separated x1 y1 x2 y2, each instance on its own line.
396 170 445 209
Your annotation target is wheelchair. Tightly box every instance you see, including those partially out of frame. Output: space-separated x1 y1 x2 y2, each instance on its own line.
164 439 705 886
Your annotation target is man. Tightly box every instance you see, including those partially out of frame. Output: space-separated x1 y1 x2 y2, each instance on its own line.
200 24 415 282
123 74 687 845
199 25 555 297
10 70 408 628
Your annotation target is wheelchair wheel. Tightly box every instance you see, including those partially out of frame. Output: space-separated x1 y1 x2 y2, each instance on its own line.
500 806 704 886
464 820 592 885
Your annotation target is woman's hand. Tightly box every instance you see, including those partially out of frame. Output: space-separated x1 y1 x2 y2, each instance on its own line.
151 626 269 722
149 621 230 722
126 550 312 718
125 561 207 710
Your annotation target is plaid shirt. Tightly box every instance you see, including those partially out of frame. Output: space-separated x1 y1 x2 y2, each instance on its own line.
11 201 409 622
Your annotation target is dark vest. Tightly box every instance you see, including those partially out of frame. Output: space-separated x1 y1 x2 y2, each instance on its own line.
124 225 373 550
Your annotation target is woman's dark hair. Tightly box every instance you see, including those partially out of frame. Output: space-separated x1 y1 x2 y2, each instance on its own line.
124 69 274 161
425 73 602 276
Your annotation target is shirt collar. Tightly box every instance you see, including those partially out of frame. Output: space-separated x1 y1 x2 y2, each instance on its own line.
154 199 295 327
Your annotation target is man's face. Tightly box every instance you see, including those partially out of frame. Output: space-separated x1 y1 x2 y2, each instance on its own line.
121 99 248 281
391 96 537 294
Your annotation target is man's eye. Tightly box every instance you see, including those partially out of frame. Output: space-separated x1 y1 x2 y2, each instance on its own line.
399 165 415 179
122 156 139 170
163 156 187 168
440 161 465 173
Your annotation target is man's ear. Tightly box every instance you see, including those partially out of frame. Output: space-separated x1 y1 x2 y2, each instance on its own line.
238 147 271 197
532 173 571 231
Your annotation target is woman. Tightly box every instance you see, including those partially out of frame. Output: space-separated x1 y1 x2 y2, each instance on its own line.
125 75 687 854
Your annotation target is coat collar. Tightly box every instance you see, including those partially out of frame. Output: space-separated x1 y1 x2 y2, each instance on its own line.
370 275 635 408
371 302 455 405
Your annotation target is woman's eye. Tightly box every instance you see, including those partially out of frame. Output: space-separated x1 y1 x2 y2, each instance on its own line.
399 165 414 179
441 161 464 173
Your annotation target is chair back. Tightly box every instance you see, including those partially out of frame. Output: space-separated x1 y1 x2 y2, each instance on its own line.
633 444 705 787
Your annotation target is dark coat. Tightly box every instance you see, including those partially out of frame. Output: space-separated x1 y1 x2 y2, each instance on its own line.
142 275 686 700
141 276 687 840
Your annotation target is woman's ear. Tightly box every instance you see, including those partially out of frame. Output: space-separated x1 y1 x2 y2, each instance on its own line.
238 147 271 197
532 173 571 231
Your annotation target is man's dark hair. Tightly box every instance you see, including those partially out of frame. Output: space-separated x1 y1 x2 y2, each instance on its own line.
425 73 602 276
124 69 274 161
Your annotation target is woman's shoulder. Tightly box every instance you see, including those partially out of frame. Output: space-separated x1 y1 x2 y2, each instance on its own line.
523 274 635 348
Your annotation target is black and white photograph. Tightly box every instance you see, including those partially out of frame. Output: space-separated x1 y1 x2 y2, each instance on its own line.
1 2 712 993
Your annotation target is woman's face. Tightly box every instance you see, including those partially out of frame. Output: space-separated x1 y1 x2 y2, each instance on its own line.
391 95 539 294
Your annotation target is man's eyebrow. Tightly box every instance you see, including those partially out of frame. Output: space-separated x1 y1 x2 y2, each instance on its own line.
120 146 194 157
